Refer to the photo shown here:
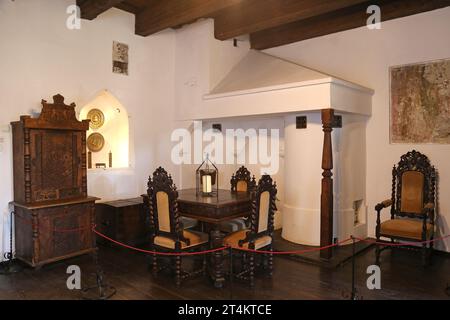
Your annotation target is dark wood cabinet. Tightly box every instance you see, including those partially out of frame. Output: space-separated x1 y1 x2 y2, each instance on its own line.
11 94 98 268
95 198 148 246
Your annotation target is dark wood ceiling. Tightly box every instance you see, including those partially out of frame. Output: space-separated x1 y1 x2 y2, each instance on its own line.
77 0 450 50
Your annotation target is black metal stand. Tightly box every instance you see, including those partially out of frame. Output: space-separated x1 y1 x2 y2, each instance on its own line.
0 211 23 275
342 236 362 300
81 249 116 300
229 247 233 300
350 236 359 300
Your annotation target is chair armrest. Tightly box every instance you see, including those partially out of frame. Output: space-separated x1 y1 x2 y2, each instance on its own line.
422 202 435 217
423 202 434 210
375 199 392 212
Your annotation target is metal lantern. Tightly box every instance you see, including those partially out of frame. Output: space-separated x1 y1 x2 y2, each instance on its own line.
196 154 218 197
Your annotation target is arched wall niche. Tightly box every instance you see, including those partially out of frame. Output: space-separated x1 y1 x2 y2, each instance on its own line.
79 90 130 169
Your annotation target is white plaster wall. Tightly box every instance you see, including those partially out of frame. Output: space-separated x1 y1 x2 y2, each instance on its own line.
283 112 368 245
283 113 323 245
174 19 250 121
0 0 176 257
267 7 450 252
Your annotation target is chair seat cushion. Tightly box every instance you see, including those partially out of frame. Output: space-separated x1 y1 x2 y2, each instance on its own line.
223 230 272 250
181 217 198 229
380 219 433 240
154 230 208 249
219 218 248 233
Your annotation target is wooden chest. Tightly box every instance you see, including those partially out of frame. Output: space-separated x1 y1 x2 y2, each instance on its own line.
13 198 97 268
11 94 98 267
95 197 148 246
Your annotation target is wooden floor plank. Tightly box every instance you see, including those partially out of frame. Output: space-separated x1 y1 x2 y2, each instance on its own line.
0 244 448 300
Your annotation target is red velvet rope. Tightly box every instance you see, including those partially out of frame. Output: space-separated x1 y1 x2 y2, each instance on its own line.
353 235 450 246
92 226 228 256
13 213 450 256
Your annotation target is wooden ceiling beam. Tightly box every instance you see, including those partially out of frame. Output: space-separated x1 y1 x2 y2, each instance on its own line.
135 0 242 36
77 0 125 20
250 0 450 50
214 0 369 40
114 2 141 15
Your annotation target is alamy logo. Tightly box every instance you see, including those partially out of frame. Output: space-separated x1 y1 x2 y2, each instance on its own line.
66 265 81 290
366 265 381 290
66 5 81 30
171 122 280 175
366 5 381 30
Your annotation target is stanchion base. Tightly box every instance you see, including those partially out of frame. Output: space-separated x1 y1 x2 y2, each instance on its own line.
81 284 117 300
341 290 363 300
0 261 24 275
81 271 116 300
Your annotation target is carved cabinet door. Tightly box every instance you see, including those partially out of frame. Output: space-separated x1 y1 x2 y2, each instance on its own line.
30 129 84 202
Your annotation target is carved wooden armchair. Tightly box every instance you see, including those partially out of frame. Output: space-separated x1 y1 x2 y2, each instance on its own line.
375 150 436 266
219 166 257 233
146 167 209 286
224 175 277 286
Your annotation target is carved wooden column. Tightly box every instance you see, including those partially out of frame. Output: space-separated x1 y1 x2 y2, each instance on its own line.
320 109 334 259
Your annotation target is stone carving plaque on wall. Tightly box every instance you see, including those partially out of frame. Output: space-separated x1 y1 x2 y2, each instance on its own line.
113 41 129 75
87 132 105 152
390 58 450 144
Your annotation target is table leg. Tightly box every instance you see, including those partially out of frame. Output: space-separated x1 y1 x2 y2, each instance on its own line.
210 226 225 288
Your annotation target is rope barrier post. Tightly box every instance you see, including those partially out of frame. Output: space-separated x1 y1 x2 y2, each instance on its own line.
229 246 233 300
81 226 116 300
0 210 23 275
345 236 363 300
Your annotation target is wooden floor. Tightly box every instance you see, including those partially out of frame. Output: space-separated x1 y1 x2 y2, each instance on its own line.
0 244 449 300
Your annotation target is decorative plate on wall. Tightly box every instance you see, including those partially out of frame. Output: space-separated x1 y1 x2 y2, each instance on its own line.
87 133 105 152
87 108 105 129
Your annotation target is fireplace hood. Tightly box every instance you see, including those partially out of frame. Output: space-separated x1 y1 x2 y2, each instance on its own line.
198 50 373 120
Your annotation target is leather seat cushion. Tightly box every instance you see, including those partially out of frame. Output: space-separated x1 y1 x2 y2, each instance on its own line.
181 217 198 229
219 218 248 233
224 229 272 250
380 219 433 240
154 230 208 249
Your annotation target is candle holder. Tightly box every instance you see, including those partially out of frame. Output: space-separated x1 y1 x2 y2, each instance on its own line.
196 154 218 197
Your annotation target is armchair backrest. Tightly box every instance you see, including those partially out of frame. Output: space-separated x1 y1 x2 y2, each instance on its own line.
392 150 436 216
147 167 182 239
230 166 256 193
249 175 277 236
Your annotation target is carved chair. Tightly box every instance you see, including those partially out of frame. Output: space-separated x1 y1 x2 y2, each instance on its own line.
219 166 257 233
224 175 277 287
145 167 209 286
375 150 436 266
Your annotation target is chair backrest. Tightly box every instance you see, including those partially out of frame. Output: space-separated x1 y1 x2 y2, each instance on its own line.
392 150 436 216
249 175 277 236
230 166 256 193
147 167 182 239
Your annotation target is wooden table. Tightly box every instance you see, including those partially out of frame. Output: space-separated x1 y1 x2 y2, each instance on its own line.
177 189 252 288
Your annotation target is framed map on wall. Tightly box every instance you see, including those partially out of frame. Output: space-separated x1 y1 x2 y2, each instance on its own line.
390 58 450 144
